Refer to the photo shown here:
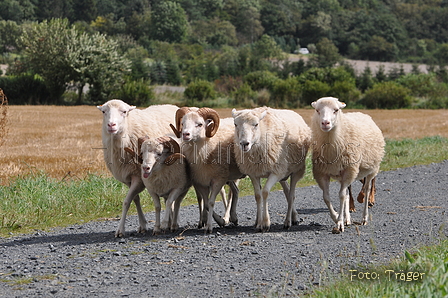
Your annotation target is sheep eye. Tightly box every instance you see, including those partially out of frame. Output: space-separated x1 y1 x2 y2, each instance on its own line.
334 109 339 114
197 123 203 127
254 123 258 127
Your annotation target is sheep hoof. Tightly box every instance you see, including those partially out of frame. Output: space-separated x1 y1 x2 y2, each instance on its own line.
361 220 368 226
115 230 125 238
137 227 147 234
332 227 341 234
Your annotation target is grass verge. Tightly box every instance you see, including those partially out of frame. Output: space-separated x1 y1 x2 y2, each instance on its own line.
309 237 448 297
1 136 447 237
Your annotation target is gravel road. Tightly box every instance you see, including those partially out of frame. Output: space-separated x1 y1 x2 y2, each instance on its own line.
1 161 447 297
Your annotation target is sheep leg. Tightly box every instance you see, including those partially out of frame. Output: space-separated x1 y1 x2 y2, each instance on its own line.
219 186 231 225
368 177 376 207
250 176 263 231
362 175 375 225
116 176 146 238
316 175 338 223
150 193 162 235
348 184 356 212
205 183 226 233
280 173 302 229
171 189 188 232
161 189 184 232
259 174 281 232
228 180 239 226
194 185 208 228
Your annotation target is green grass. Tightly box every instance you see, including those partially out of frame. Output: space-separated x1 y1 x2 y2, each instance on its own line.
1 136 447 237
309 237 448 298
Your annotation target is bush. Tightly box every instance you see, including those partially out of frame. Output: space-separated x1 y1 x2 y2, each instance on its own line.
271 77 302 108
184 80 216 102
232 83 257 106
330 81 361 104
243 70 279 91
0 74 50 104
112 78 155 107
301 80 331 106
362 82 412 109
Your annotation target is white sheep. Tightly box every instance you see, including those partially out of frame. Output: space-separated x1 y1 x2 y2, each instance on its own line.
232 107 311 232
310 97 385 233
171 107 245 233
97 99 178 237
125 136 191 234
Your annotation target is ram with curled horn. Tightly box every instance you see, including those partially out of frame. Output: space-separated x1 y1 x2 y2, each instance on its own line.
170 106 244 233
133 135 192 234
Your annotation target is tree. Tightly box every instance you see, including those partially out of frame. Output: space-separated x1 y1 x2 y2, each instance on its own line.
67 30 131 103
0 20 21 54
150 1 188 43
20 18 131 104
314 37 341 68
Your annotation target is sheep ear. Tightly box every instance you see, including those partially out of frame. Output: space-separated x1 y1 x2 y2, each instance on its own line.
259 110 267 121
97 105 104 111
339 102 346 109
311 101 317 108
231 108 237 118
129 106 136 112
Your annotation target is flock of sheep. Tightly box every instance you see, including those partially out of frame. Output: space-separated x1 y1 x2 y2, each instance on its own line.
97 97 385 237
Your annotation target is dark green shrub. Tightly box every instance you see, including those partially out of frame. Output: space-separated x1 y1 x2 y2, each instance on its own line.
232 83 257 106
112 78 155 107
301 80 331 106
184 80 216 102
0 74 50 104
243 70 280 91
271 77 302 108
330 81 361 104
362 82 412 109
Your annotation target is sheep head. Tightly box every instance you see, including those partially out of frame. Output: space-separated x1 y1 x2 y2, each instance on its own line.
97 99 136 135
172 107 220 141
232 107 268 152
311 97 346 132
140 136 185 179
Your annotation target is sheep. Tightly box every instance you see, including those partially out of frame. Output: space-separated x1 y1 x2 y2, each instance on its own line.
232 107 311 232
97 99 178 237
310 97 385 233
171 107 245 233
125 136 191 234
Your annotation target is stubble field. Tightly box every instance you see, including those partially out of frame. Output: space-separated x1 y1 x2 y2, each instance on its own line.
1 105 448 184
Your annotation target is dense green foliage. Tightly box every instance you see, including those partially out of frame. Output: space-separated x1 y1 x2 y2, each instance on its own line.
1 0 448 107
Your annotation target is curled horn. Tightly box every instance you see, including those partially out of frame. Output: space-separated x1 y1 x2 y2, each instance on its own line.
170 107 191 138
124 135 149 164
197 107 220 138
124 147 143 164
157 136 185 165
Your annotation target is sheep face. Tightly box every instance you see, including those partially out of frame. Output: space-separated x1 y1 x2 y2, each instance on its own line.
180 112 211 142
311 97 346 132
140 140 166 179
232 108 267 152
97 100 136 135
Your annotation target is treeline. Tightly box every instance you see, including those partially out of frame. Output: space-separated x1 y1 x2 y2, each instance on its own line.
2 0 448 62
0 0 448 107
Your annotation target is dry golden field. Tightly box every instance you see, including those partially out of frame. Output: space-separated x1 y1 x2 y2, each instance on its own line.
1 105 448 184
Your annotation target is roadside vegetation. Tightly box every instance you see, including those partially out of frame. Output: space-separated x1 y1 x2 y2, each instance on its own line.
309 238 448 298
